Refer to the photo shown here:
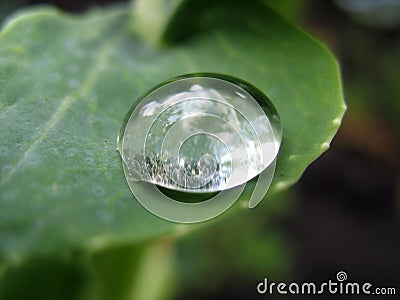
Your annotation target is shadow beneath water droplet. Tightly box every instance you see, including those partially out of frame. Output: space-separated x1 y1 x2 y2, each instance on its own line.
156 185 219 203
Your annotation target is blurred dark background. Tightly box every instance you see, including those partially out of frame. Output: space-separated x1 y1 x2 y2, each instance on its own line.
1 0 399 299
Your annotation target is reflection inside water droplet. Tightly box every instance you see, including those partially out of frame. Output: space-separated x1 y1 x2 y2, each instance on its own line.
118 73 281 193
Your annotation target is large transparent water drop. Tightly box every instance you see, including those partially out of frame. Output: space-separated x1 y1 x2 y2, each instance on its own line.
118 73 281 193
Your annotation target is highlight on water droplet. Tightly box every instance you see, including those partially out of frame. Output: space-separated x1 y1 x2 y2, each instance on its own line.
118 73 282 223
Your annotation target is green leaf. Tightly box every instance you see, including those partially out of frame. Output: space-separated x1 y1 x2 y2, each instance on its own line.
0 1 345 260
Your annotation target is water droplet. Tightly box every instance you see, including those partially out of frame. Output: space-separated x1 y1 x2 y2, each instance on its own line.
14 143 25 151
96 209 111 223
0 146 8 157
65 147 77 157
2 164 12 176
68 78 80 88
67 65 79 73
85 157 95 165
92 185 105 196
26 155 39 166
118 73 281 194
50 72 62 82
75 49 86 58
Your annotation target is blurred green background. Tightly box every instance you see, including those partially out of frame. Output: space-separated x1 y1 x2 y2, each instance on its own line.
0 0 399 299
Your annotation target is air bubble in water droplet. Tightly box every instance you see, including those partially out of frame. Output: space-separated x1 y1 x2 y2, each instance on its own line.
118 73 281 195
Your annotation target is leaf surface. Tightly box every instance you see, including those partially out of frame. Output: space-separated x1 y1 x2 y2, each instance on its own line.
0 1 345 259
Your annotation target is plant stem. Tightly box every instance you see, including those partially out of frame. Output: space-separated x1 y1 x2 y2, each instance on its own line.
126 237 175 300
91 237 176 300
